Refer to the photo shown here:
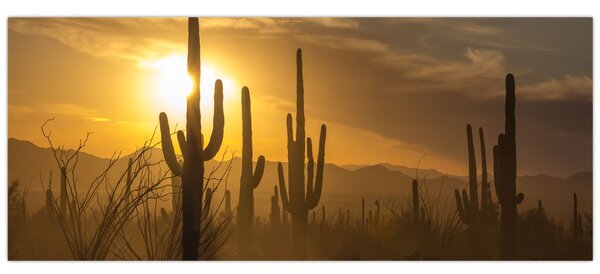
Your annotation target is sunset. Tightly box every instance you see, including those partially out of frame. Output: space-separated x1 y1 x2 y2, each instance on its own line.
5 16 594 262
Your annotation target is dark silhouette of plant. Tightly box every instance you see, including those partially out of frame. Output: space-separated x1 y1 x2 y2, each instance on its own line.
41 119 170 260
412 179 420 224
493 74 524 260
277 48 327 258
571 193 583 246
454 125 497 257
159 17 225 260
237 86 266 256
270 185 281 229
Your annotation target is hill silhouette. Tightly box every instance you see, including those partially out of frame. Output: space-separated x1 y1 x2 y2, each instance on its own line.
7 137 592 222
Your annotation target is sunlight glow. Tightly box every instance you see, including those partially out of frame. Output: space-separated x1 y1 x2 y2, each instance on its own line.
146 54 236 116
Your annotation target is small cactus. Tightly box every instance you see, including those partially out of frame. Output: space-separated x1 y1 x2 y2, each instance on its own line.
270 186 281 228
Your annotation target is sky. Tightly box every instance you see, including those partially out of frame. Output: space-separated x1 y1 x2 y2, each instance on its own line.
7 18 592 177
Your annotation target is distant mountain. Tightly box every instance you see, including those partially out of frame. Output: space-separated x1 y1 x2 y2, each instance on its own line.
7 138 592 222
341 163 463 180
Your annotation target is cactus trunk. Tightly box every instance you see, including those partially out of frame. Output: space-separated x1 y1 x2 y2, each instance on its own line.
479 128 489 212
237 86 265 256
159 18 224 260
493 74 523 260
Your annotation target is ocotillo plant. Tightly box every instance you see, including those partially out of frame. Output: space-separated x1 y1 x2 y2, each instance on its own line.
277 48 327 258
493 74 524 260
270 186 281 228
412 179 420 224
237 86 266 255
572 193 582 244
159 17 224 260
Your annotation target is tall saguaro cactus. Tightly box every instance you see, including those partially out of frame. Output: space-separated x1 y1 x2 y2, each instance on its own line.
479 128 491 212
277 48 327 258
237 86 266 255
493 74 523 260
159 18 224 260
455 124 482 225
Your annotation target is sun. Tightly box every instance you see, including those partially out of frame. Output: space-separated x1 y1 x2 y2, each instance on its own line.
146 54 236 116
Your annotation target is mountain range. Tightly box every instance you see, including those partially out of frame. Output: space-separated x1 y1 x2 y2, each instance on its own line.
7 138 592 222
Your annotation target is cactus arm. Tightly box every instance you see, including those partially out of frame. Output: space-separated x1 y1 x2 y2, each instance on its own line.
159 112 183 176
203 80 224 161
454 189 467 222
251 155 265 189
306 137 314 201
286 113 295 146
307 125 326 210
461 189 470 218
466 124 479 213
277 162 291 213
479 127 488 210
295 49 305 145
176 130 187 160
516 193 524 204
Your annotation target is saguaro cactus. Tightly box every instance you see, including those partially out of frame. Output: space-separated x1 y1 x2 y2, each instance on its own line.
237 86 266 255
159 18 224 260
270 186 281 228
493 74 524 260
479 128 491 212
277 48 327 258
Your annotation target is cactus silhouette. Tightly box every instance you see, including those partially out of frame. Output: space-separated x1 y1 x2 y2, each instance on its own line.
270 186 281 228
171 160 183 212
159 17 224 260
455 124 479 226
493 74 523 260
277 48 327 258
237 86 266 255
479 128 491 212
412 179 420 224
571 193 582 244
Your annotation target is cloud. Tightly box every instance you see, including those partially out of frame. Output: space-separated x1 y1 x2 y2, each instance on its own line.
519 75 592 101
297 34 388 53
9 18 185 65
305 18 359 29
9 102 114 122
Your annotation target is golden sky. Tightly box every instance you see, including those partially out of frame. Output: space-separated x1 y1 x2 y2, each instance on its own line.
7 18 593 177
